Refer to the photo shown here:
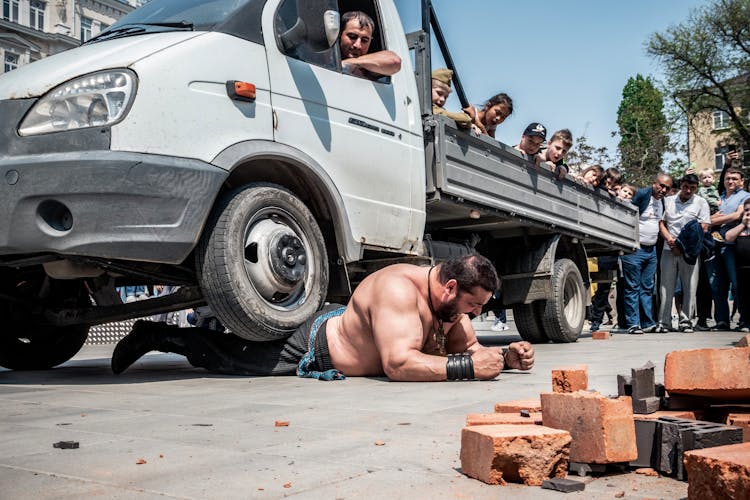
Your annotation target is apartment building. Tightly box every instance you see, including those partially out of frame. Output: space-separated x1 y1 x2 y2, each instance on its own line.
686 74 750 172
1 0 143 74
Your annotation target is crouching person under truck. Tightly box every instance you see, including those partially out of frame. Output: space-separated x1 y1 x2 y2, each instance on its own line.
111 254 535 381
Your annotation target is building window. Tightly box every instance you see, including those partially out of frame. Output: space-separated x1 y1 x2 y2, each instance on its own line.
2 0 20 22
4 52 19 72
81 17 93 41
713 110 730 130
29 0 45 30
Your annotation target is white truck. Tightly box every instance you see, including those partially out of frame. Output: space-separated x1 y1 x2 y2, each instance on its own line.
0 0 638 370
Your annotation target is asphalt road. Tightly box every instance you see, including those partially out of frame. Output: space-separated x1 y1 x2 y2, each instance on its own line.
0 318 742 499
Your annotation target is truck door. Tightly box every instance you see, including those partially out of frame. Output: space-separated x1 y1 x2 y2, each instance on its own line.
262 0 424 253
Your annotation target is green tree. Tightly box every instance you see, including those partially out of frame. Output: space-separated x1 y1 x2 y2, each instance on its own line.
566 134 612 172
647 0 750 152
616 74 669 185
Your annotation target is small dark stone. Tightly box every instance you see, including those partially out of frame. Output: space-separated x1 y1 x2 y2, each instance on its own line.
617 374 632 397
53 441 79 449
520 409 531 417
632 396 661 414
540 477 586 492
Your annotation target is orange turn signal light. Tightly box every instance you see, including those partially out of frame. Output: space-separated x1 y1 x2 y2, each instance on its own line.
226 80 256 102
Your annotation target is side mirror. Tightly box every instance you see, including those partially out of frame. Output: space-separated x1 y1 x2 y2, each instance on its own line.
278 0 340 53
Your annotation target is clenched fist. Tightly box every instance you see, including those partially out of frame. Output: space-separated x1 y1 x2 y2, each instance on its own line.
504 341 535 371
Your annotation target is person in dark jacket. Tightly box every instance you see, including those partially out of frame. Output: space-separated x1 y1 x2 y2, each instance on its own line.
656 174 710 332
621 173 672 334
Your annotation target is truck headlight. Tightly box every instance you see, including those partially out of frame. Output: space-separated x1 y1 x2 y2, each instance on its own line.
18 69 137 136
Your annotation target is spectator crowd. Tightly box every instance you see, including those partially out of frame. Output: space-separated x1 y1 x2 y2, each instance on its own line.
431 68 750 334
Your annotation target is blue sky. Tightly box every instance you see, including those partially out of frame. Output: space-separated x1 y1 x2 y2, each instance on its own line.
394 0 709 163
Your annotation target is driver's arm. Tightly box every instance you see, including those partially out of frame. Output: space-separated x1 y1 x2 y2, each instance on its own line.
342 50 401 77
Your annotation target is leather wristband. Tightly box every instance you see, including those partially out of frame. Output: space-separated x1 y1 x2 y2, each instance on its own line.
446 353 475 380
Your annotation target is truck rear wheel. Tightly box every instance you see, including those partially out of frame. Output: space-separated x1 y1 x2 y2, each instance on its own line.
539 258 585 343
512 302 549 344
197 183 329 341
0 273 90 370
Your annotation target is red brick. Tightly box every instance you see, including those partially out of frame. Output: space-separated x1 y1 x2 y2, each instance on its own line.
494 399 542 414
684 442 750 500
591 331 610 340
466 412 543 426
460 424 571 486
552 365 588 393
738 334 750 347
541 391 637 463
664 348 750 399
727 414 750 443
633 410 702 421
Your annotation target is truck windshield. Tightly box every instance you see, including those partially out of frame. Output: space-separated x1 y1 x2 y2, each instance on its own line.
93 0 251 41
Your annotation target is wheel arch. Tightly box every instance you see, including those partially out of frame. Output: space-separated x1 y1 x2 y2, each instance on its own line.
212 140 360 297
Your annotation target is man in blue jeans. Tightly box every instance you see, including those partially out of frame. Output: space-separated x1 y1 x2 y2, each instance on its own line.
621 173 673 334
705 167 750 331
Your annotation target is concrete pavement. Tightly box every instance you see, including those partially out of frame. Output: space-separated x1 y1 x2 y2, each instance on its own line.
0 317 742 499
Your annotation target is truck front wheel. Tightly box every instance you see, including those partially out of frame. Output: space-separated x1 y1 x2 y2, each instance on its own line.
196 183 329 341
539 258 585 343
0 273 90 370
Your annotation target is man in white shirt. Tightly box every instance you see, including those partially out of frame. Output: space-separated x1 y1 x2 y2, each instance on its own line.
657 174 710 332
621 173 673 334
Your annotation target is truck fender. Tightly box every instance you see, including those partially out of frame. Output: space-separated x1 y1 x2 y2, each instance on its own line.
211 140 359 298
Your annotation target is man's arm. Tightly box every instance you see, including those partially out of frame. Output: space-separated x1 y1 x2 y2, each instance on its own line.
369 282 503 381
724 220 746 242
446 318 535 374
342 50 401 77
711 202 744 225
369 281 453 381
659 220 676 249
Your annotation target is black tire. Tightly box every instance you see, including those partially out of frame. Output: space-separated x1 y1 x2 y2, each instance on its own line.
512 302 549 344
539 258 586 343
196 183 329 341
0 273 90 370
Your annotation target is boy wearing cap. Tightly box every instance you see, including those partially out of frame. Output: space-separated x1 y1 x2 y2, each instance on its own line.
515 122 547 160
431 68 472 128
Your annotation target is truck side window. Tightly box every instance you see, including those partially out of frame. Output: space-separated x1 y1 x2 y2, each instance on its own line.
274 0 339 71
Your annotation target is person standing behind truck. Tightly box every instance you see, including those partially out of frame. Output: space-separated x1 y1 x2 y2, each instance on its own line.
339 11 402 79
621 173 673 335
724 198 750 330
537 129 573 180
463 93 513 138
656 174 710 333
706 167 750 331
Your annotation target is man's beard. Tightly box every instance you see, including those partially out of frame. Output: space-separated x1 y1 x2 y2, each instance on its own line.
435 296 460 322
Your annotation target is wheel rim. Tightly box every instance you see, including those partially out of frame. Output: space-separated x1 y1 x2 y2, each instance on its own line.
563 272 585 328
243 207 315 311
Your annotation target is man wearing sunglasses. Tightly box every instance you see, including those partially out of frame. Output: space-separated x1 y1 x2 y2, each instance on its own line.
621 173 673 334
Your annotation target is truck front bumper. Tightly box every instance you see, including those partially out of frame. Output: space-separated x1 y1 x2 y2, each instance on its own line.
0 150 228 264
